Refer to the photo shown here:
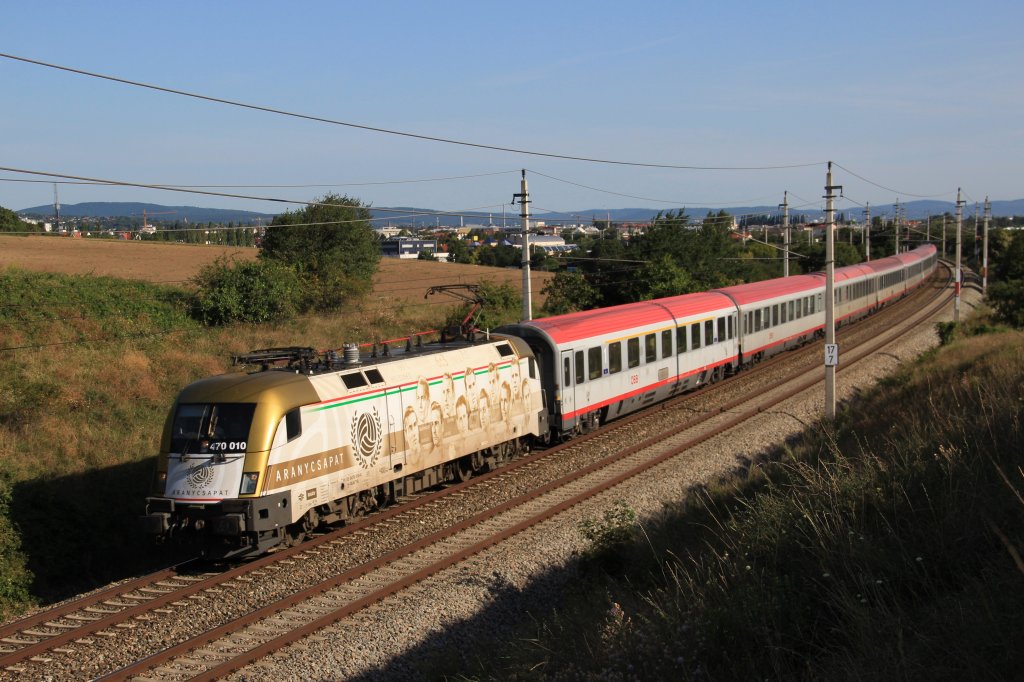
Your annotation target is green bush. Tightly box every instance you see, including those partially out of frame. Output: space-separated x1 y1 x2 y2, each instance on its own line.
0 476 32 618
190 257 303 325
986 279 1024 328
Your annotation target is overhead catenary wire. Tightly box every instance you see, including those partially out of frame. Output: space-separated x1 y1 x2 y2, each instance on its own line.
0 52 825 172
0 169 520 189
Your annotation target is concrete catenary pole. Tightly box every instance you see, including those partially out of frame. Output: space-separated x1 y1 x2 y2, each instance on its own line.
983 196 991 292
955 188 964 324
824 162 841 420
894 199 900 255
864 202 871 261
780 191 790 277
973 203 980 261
942 215 947 258
516 170 533 321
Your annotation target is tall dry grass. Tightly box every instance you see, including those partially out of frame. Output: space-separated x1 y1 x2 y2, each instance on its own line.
469 329 1023 680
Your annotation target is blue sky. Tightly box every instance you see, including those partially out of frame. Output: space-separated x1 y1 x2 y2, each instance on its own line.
3 0 1021 220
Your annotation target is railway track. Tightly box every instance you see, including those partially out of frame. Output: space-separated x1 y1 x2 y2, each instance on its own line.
0 268 954 681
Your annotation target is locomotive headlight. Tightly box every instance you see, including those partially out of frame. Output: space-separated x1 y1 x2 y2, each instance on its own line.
239 472 259 495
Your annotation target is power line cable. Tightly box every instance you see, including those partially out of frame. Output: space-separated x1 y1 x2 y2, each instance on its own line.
0 169 519 189
831 163 955 199
0 166 517 223
0 52 825 171
525 170 781 207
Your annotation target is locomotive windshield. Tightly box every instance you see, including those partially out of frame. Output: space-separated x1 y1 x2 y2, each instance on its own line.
170 403 256 455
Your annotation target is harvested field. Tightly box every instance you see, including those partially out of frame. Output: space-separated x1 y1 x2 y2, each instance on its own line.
0 235 551 306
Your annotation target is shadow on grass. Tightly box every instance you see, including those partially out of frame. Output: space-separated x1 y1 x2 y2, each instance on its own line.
10 456 194 604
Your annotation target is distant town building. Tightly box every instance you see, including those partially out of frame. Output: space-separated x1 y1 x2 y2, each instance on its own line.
506 234 574 254
375 226 403 238
380 237 449 261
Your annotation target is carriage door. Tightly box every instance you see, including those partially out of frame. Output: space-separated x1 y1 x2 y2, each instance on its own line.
559 349 577 429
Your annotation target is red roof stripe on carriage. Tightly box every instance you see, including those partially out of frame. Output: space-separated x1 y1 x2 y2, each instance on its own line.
522 292 735 345
713 274 822 305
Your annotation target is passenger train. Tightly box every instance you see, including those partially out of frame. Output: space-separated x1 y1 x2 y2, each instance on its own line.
142 244 937 558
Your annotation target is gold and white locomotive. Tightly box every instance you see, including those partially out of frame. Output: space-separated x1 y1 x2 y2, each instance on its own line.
142 336 546 558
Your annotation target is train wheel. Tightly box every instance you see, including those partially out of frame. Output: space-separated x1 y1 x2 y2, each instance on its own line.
285 509 318 546
453 455 473 483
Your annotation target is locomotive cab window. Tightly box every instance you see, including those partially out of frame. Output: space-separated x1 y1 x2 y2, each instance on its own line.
171 403 255 454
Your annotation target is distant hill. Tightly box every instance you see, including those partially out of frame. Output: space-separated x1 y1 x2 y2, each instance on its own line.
17 198 1024 227
16 202 277 224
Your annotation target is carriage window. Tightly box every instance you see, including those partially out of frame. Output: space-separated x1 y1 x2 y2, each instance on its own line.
609 342 622 374
717 317 726 342
705 320 714 346
676 326 687 354
728 315 734 339
645 333 657 363
575 350 585 385
661 329 673 358
588 347 602 380
628 337 640 368
780 303 787 324
691 323 701 349
764 307 771 328
754 309 762 332
772 305 779 327
563 357 571 387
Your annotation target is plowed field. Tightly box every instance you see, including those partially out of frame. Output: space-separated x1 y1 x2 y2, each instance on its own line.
0 235 550 305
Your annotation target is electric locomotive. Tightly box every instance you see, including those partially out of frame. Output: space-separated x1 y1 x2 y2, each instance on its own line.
142 335 546 558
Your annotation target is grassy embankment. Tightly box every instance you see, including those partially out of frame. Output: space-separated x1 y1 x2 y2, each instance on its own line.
0 266 446 618
452 319 1023 680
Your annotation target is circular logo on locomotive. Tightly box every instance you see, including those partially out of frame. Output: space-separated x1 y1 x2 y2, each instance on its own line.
186 461 215 489
351 407 382 469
